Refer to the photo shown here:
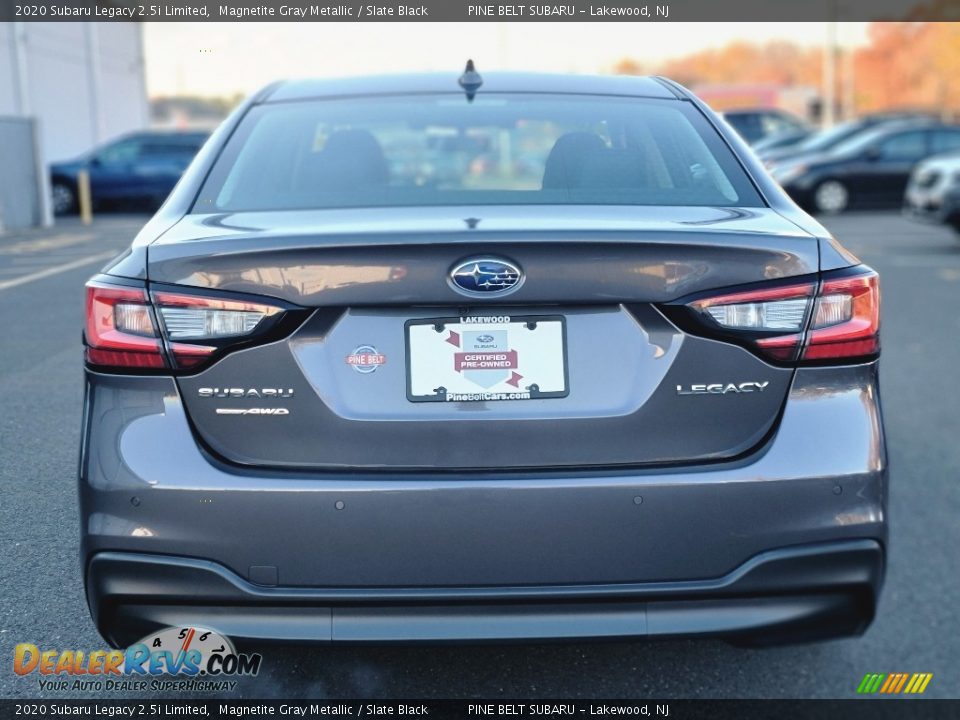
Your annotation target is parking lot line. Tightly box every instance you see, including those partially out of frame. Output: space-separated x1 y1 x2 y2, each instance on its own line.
0 232 95 255
0 250 117 292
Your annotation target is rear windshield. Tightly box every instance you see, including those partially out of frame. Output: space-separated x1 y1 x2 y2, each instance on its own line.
194 93 763 212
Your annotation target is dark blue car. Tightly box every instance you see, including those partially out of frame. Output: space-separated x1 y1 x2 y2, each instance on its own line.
772 122 960 213
50 131 208 215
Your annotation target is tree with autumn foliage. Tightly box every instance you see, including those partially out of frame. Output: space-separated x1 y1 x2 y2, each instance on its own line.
653 41 822 89
614 22 960 121
855 23 960 120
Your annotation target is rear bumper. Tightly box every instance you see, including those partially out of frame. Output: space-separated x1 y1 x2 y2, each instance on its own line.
88 540 883 647
80 363 888 646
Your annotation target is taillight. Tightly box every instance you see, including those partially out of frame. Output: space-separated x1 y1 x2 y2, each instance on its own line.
85 279 302 373
85 283 165 369
689 282 815 362
152 291 284 370
803 271 880 361
673 266 879 364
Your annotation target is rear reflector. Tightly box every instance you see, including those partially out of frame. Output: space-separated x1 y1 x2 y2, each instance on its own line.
84 283 165 369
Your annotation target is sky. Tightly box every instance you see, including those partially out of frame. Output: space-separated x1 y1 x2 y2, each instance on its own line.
143 22 869 98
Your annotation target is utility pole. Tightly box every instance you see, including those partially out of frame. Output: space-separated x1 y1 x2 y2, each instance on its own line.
11 23 30 116
496 22 508 68
843 41 855 120
822 19 837 127
85 23 106 144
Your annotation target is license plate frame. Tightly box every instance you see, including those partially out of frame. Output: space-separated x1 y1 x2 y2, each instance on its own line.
405 314 569 403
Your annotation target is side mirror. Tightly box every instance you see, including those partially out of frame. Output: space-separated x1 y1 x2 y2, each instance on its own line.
88 157 102 167
864 146 882 162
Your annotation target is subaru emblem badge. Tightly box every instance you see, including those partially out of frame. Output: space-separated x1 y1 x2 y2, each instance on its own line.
449 257 523 296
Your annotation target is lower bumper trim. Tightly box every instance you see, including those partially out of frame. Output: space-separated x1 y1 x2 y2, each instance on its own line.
87 539 883 647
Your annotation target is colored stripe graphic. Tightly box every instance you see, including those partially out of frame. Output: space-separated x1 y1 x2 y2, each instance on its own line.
857 673 933 694
857 674 884 693
879 674 897 693
905 673 934 694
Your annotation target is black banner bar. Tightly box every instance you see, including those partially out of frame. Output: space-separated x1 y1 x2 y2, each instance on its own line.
3 0 960 22
2 700 960 720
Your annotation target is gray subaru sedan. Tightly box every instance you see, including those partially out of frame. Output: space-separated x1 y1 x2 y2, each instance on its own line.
80 68 886 648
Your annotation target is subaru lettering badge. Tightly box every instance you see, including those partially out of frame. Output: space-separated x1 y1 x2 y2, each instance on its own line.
449 258 523 296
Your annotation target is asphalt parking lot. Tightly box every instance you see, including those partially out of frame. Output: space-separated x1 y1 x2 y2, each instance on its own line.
1 211 958 700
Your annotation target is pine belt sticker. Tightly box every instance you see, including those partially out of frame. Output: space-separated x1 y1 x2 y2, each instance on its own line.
346 345 386 374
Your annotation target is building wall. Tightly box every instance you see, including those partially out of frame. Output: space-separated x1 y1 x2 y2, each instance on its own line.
0 22 147 229
0 23 148 163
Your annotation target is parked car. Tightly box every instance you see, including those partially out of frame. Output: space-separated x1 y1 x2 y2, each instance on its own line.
761 113 938 169
772 123 960 213
904 150 960 235
720 108 808 145
80 70 885 648
50 131 208 215
750 127 813 156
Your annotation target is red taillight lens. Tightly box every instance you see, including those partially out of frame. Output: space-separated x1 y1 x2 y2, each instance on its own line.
84 283 166 369
86 280 297 373
680 266 879 364
803 271 880 361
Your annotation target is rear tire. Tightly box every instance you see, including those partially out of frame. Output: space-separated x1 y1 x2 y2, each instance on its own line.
51 181 77 215
946 213 960 237
813 180 850 214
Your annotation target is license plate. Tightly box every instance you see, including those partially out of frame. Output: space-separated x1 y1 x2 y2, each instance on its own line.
406 315 568 402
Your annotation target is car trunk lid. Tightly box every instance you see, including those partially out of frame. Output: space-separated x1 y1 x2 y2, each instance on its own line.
150 206 816 470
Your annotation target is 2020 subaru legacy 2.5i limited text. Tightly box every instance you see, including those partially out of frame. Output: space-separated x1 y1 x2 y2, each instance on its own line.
80 68 886 648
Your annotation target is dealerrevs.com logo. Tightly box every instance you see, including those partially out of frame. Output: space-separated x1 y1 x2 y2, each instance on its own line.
14 626 262 693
